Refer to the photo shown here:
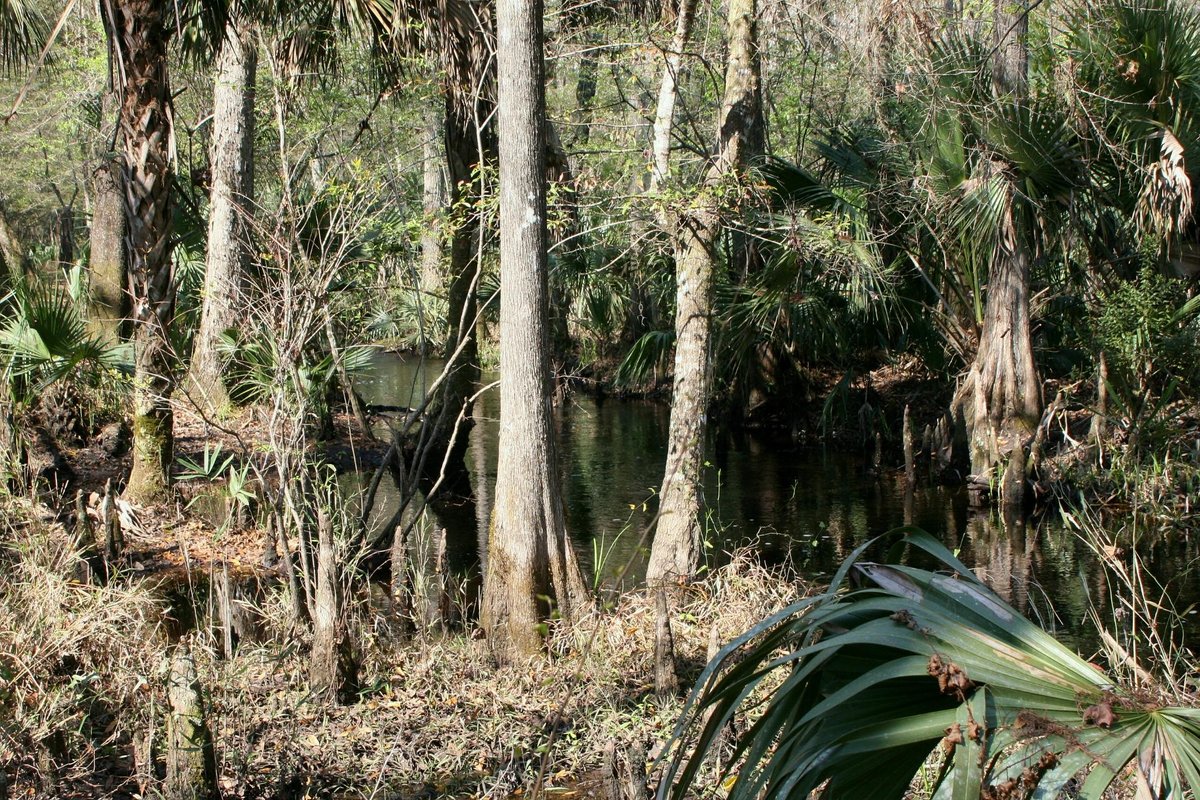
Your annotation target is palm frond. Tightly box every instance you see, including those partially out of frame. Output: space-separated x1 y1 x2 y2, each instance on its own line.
660 528 1200 800
0 282 120 398
0 0 48 74
615 329 674 387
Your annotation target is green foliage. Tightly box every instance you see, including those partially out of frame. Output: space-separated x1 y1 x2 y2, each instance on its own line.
0 277 123 404
177 442 235 482
661 529 1200 799
1094 265 1200 398
216 328 374 410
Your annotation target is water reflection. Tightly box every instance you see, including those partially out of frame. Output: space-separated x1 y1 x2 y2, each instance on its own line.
349 351 1195 649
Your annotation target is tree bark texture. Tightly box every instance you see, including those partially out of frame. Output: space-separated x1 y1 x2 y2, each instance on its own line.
720 0 764 278
646 207 718 585
482 0 589 663
106 0 177 504
190 15 257 414
992 0 1028 97
310 507 357 703
954 2 1037 508
0 201 25 286
649 0 698 191
89 91 128 339
646 0 760 586
956 197 1040 506
420 110 446 302
165 645 216 800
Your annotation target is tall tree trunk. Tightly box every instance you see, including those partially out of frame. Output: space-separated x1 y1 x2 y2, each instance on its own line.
481 0 589 663
425 99 487 486
89 90 129 341
646 0 761 586
954 0 1038 509
649 0 699 192
107 0 177 504
420 110 446 303
722 0 764 278
992 0 1028 98
956 196 1040 506
189 15 257 414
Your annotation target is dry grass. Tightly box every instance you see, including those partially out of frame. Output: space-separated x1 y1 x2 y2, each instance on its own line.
204 550 803 798
0 495 807 800
0 497 166 798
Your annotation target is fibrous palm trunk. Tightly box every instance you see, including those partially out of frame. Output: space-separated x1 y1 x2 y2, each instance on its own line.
481 0 589 663
0 200 25 286
190 14 257 414
106 0 177 504
646 0 761 586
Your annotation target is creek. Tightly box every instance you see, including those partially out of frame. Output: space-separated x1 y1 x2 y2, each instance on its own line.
351 350 1200 654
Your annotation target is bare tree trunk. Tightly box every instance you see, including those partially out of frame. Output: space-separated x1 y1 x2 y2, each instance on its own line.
89 90 128 341
992 0 1028 98
955 197 1040 507
164 644 216 800
420 111 446 304
425 100 487 483
722 0 765 279
481 0 589 663
189 15 257 414
646 209 718 584
107 0 178 504
649 0 699 191
646 0 761 585
310 506 357 703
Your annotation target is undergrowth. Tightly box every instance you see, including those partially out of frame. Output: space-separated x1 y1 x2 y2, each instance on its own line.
0 495 806 799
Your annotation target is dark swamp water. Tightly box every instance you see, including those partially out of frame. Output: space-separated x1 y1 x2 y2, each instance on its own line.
350 350 1200 654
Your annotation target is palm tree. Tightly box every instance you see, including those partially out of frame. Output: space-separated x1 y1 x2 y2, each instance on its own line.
97 0 394 502
1068 0 1200 266
99 0 196 502
0 0 46 75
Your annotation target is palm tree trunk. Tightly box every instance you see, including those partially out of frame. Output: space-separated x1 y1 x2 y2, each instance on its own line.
189 14 257 414
992 0 1028 97
0 200 25 286
647 0 761 585
482 0 589 663
107 0 177 504
89 90 128 341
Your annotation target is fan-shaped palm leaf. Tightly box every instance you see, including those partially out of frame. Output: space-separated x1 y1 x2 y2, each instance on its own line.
0 0 47 74
659 528 1200 799
0 284 121 397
